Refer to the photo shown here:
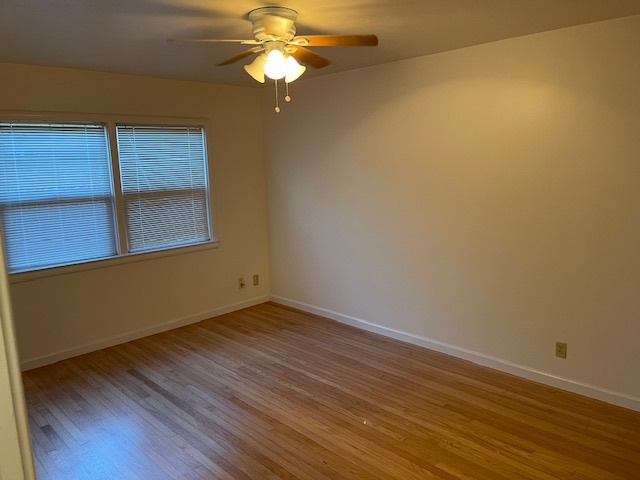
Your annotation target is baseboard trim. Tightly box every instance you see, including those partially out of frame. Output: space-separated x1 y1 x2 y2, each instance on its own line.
270 295 640 413
21 296 269 371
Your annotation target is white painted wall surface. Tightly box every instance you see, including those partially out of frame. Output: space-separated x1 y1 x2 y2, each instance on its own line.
0 241 34 478
0 63 270 367
0 319 29 479
264 16 640 400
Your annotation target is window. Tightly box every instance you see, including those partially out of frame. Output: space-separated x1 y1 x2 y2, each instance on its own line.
0 117 213 275
116 126 210 253
0 123 117 272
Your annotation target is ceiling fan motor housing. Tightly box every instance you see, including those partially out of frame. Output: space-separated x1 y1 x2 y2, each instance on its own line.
248 6 298 42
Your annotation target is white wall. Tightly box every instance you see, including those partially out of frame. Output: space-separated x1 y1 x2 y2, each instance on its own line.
0 338 25 479
0 239 34 478
0 63 270 367
264 16 640 404
0 315 30 479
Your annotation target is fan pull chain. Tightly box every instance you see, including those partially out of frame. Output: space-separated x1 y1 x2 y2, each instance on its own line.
274 79 280 113
285 82 291 102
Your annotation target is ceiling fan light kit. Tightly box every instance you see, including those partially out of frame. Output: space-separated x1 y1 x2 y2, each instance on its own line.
284 56 306 83
244 55 267 83
172 6 378 112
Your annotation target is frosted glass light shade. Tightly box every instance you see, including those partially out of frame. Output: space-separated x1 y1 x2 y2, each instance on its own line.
244 55 267 83
264 50 287 80
285 56 306 83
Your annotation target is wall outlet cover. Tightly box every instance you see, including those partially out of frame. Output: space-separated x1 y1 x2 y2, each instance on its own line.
556 342 567 359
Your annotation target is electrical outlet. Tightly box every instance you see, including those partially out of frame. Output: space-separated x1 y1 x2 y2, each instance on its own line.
253 274 259 286
238 276 246 290
556 342 567 359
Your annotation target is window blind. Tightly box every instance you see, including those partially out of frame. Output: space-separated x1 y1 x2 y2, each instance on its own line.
0 123 117 272
116 125 210 253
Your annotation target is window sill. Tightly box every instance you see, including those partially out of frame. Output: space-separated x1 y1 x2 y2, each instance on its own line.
8 240 220 284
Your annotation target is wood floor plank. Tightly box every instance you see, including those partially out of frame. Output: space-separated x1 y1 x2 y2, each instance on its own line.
193 322 529 479
23 302 640 479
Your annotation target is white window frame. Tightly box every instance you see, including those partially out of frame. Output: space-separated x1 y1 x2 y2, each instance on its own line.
1 111 219 284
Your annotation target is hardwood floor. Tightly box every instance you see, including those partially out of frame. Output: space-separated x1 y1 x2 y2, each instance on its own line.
23 302 640 479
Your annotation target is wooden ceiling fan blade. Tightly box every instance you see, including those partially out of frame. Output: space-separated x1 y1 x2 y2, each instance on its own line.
289 47 331 69
168 38 261 45
295 34 378 47
217 47 262 66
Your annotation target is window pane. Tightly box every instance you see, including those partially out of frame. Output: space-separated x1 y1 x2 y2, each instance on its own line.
116 125 211 253
0 123 117 272
2 200 115 271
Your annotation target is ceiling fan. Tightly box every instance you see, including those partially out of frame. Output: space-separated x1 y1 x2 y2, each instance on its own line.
171 6 378 103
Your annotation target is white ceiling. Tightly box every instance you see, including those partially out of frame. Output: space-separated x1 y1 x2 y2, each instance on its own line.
1 0 639 88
